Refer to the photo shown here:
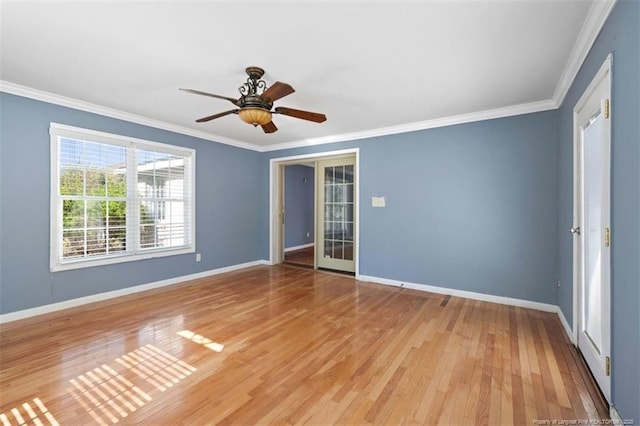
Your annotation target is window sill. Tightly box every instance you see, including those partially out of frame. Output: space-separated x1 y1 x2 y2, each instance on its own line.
50 246 195 272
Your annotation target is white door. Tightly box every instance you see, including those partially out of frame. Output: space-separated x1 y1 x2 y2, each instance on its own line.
316 156 356 273
572 55 611 402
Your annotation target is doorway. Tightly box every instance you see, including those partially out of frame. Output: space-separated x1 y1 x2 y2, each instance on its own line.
283 164 315 268
269 148 359 276
572 54 612 403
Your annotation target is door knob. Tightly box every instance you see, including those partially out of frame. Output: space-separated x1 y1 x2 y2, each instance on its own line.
570 226 581 235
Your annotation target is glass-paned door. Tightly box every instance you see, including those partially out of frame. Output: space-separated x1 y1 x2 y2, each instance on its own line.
317 157 355 273
572 56 611 402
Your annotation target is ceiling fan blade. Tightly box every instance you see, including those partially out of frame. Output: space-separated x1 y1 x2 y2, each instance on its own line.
195 109 238 123
274 106 327 123
261 121 278 133
179 88 240 106
261 81 295 102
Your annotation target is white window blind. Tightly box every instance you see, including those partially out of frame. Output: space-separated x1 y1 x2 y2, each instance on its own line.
50 123 195 271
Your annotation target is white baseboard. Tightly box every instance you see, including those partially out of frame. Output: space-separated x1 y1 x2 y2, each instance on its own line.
2 264 578 352
358 275 558 312
284 243 314 253
610 405 625 425
556 306 575 344
0 259 269 324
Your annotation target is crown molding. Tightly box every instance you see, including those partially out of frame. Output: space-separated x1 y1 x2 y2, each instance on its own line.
2 79 559 153
261 99 557 152
552 0 617 106
2 0 616 154
4 0 615 161
0 80 258 152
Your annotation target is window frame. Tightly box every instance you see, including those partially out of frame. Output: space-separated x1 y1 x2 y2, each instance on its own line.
50 123 196 272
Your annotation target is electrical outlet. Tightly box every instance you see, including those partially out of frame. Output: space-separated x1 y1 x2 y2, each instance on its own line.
557 280 561 288
196 253 201 262
306 232 310 238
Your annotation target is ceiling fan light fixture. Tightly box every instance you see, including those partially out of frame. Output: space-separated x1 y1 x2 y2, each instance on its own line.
238 107 272 126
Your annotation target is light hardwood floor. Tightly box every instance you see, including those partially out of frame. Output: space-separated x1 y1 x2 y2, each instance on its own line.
0 265 607 425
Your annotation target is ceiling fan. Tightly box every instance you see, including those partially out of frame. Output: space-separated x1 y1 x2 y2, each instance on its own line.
180 66 326 134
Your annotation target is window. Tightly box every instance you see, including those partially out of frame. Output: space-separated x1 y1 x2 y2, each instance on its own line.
50 123 195 271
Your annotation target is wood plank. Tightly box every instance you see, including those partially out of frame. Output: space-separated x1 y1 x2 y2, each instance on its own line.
0 265 608 424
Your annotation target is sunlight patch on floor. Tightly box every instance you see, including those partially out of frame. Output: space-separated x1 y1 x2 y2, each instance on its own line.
177 329 225 352
0 398 59 426
68 344 196 424
115 344 196 391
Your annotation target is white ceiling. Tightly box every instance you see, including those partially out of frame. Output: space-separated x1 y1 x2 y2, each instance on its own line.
0 1 612 151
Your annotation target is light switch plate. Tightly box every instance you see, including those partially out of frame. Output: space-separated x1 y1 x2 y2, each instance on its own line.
372 196 386 208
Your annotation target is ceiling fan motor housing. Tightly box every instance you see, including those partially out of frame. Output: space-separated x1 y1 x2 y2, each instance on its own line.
240 95 272 110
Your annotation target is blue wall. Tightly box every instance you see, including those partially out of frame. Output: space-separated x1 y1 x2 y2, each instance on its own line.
557 0 639 420
0 92 264 314
265 110 560 304
284 165 314 249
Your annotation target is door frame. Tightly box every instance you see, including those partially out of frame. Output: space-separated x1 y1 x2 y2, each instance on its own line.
269 148 360 277
572 54 612 402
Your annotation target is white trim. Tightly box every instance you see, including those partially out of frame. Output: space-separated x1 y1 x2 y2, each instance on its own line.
49 123 197 271
573 54 613 114
557 307 575 344
284 243 314 253
354 156 360 278
0 81 256 151
50 247 196 272
553 0 617 106
0 80 556 153
261 100 557 152
0 260 269 324
572 100 581 346
610 405 625 426
50 126 60 272
50 122 197 156
269 148 360 271
358 275 558 313
270 148 360 165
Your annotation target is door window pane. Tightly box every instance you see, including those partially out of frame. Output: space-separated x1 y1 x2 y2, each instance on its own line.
324 240 333 258
343 243 353 260
583 114 603 352
322 161 355 264
324 167 334 184
346 183 354 202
